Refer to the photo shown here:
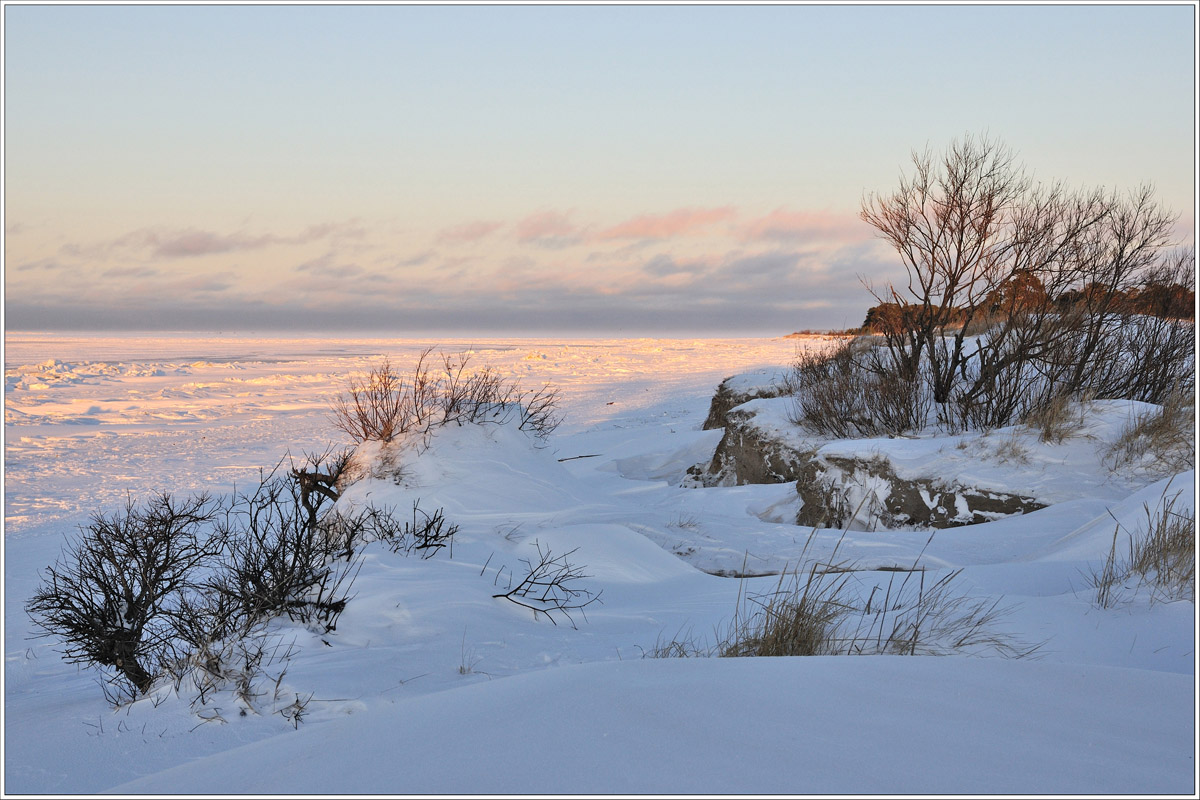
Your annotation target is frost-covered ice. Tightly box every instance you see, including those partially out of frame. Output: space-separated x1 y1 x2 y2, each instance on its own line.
3 332 1195 795
4 333 795 536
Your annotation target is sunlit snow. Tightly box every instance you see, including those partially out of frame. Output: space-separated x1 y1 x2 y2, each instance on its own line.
3 332 1194 795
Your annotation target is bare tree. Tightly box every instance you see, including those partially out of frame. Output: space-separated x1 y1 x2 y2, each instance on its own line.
861 133 1029 403
950 184 1114 427
862 135 1190 431
1061 185 1179 396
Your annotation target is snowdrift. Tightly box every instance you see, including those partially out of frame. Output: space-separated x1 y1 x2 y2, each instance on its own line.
3 335 1194 795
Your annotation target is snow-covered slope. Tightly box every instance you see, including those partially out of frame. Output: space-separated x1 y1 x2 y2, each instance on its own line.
3 334 1194 795
109 657 1192 796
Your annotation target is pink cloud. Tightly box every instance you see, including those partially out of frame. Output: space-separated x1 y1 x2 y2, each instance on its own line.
595 206 737 241
516 211 578 243
151 229 268 257
102 266 160 278
392 250 436 268
107 221 364 259
738 208 869 243
436 220 503 244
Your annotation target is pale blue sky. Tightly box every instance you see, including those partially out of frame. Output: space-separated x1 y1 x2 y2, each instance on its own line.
4 3 1195 334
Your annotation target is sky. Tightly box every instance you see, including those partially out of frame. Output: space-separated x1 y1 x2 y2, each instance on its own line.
3 3 1196 336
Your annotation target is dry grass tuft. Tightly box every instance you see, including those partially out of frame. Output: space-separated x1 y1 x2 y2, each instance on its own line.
858 568 1037 657
705 559 1040 659
641 627 711 659
719 563 855 657
1090 483 1195 607
1022 392 1086 444
1129 493 1196 596
1103 390 1195 477
650 532 1041 660
986 431 1031 465
666 514 701 531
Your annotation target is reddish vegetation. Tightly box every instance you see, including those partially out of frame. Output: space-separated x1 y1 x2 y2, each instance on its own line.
860 276 1194 336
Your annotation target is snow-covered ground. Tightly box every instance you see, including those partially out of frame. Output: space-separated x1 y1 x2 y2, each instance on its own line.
3 332 1195 795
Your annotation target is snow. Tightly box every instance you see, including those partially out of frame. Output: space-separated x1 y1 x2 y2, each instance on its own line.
3 333 1195 795
727 394 1174 505
108 658 1192 796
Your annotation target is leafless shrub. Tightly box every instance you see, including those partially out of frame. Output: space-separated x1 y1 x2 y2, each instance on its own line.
166 590 250 675
1090 484 1195 607
24 471 369 700
1119 315 1194 403
289 446 353 533
492 541 602 628
862 349 932 435
330 349 561 447
26 442 452 704
788 339 929 437
1112 249 1196 404
161 619 299 719
26 493 223 698
211 476 331 630
292 557 362 633
330 356 412 443
1075 312 1195 406
210 470 369 634
515 383 563 440
24 491 224 695
373 501 458 559
316 509 372 562
788 340 870 438
951 330 1047 432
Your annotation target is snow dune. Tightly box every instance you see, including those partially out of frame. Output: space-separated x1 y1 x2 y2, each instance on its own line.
3 333 1194 795
110 656 1192 796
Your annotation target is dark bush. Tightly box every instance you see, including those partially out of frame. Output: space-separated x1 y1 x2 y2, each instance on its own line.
788 339 930 437
856 134 1194 435
27 450 457 701
26 494 222 698
491 541 602 628
330 349 561 448
372 501 459 558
